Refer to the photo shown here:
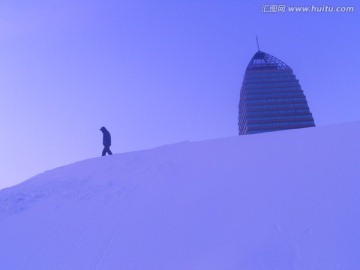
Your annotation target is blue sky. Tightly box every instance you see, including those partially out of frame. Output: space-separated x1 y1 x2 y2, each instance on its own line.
1 0 359 189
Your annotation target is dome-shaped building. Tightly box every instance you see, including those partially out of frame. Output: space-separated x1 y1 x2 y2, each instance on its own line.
238 51 315 135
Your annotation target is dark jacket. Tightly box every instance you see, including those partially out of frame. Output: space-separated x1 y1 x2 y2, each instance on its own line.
100 127 111 147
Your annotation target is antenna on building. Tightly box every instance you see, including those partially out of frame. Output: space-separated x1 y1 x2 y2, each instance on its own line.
256 35 260 51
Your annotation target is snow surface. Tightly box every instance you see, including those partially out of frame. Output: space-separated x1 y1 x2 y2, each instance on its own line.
1 122 360 270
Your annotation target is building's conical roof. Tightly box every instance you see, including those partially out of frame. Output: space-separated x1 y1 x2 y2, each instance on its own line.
246 51 292 71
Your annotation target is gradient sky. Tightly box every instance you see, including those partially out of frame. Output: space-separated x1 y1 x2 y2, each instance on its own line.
1 0 359 189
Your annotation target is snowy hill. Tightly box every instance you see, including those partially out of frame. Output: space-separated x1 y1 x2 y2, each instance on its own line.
1 122 360 270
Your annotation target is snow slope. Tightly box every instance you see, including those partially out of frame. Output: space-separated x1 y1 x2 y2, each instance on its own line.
1 122 360 270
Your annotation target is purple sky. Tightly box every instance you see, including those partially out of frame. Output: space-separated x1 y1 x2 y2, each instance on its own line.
1 0 359 189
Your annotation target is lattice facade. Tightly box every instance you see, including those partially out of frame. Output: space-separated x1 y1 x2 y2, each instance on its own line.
238 51 315 135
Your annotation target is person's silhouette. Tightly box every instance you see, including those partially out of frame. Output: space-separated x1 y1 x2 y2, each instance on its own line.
100 127 113 156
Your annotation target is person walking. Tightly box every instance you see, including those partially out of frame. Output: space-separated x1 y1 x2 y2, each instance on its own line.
100 126 113 156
